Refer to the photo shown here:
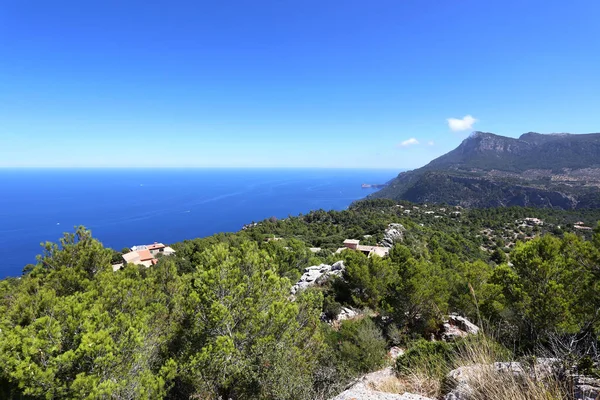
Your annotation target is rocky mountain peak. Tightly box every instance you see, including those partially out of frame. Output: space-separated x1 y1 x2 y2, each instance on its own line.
460 131 523 154
425 132 527 169
468 131 496 138
371 131 600 209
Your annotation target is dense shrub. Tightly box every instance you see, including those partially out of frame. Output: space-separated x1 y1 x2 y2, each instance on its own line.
396 339 456 380
1 202 599 398
326 317 387 375
323 296 343 321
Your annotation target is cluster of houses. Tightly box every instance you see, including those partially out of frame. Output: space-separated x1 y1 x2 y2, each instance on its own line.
336 239 390 258
112 242 176 271
264 237 392 258
110 230 398 273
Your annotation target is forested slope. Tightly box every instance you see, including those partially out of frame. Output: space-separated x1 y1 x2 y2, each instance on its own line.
1 199 599 399
372 132 600 208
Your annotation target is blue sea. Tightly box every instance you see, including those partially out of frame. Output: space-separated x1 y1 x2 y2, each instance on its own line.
0 168 397 278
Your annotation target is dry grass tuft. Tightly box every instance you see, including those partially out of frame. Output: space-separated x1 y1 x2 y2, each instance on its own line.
455 335 501 366
394 334 570 400
367 372 442 398
397 372 442 398
367 375 404 393
450 336 568 400
457 365 567 400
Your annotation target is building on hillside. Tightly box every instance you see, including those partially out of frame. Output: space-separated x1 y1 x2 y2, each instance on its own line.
336 239 390 258
574 221 592 230
131 242 176 256
343 239 360 250
112 242 176 271
523 217 544 226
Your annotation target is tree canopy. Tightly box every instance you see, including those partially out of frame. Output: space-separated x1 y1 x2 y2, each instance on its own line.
1 201 599 398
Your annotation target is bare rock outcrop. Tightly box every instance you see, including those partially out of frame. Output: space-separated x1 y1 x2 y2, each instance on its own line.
443 359 600 400
573 375 600 400
336 306 359 321
443 364 485 400
332 367 434 400
291 261 345 294
382 224 405 248
440 315 480 341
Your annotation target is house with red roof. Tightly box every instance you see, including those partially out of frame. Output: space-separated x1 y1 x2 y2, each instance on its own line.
112 242 176 271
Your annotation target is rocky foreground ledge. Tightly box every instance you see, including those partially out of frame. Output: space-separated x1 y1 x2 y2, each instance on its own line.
328 314 599 400
330 360 600 400
331 367 434 400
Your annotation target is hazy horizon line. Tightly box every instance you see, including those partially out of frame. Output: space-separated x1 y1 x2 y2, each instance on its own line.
0 166 406 170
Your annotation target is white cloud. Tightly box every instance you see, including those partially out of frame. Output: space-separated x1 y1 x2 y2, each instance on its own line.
447 115 477 131
398 138 419 147
427 140 435 146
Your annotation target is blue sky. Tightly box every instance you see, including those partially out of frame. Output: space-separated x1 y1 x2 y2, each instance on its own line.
1 0 599 168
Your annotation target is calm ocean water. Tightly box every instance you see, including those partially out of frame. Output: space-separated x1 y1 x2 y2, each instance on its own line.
0 168 397 278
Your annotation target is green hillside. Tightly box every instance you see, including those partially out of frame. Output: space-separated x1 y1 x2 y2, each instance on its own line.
373 132 600 209
1 199 599 399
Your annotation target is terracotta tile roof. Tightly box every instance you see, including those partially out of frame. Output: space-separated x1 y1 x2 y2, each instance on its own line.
137 249 154 261
147 243 165 250
123 252 141 263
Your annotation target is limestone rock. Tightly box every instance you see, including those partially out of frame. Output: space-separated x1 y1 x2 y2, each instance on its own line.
493 361 525 377
444 359 563 400
332 367 434 400
333 389 433 400
332 260 345 271
337 307 359 321
291 262 345 294
573 375 600 400
441 315 480 341
388 346 405 360
382 224 405 248
321 306 360 324
444 364 487 400
530 357 559 379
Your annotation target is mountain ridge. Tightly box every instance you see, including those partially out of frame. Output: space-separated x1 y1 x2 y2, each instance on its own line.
371 131 600 209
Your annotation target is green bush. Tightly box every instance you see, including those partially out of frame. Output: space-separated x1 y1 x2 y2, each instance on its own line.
396 339 455 380
385 323 406 347
323 296 342 320
327 317 387 375
577 356 600 378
